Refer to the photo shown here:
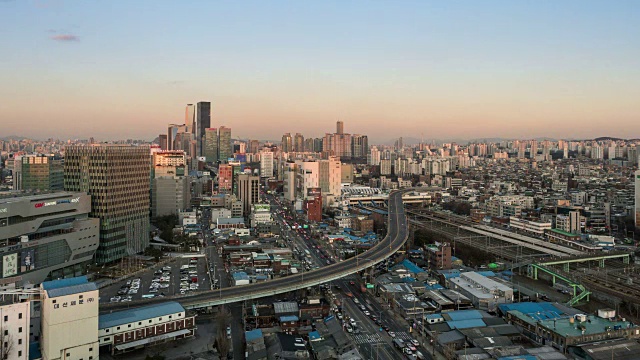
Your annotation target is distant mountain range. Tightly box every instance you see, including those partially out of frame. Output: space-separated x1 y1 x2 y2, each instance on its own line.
380 137 561 146
0 136 29 141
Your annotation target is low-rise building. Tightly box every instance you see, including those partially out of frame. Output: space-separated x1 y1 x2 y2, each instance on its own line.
0 301 30 360
98 301 196 355
448 272 513 312
509 217 552 236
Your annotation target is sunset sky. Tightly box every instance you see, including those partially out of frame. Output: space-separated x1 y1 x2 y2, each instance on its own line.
1 1 639 143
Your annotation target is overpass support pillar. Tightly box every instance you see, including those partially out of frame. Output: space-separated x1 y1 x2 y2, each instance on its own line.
563 263 570 272
551 275 556 286
624 255 630 265
533 266 538 280
599 259 605 268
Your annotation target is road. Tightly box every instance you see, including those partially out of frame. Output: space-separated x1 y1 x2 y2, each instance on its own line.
101 188 414 312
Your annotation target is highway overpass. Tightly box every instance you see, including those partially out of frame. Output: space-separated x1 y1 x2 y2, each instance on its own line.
101 188 414 312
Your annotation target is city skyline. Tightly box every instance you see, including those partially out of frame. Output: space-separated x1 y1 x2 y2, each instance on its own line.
1 1 639 142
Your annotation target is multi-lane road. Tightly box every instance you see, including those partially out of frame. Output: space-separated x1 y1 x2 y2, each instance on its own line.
101 188 414 312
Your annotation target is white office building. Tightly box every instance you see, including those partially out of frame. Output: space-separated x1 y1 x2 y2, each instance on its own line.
260 151 274 178
0 301 30 360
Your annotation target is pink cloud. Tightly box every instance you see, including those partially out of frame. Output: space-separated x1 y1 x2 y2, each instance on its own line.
50 34 79 42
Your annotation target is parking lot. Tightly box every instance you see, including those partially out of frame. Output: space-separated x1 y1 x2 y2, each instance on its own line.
99 255 212 303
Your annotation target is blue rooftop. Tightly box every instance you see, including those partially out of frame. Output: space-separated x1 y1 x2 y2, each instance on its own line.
308 331 321 341
498 302 565 321
425 284 444 290
245 329 263 342
280 315 299 322
498 356 536 360
475 271 496 277
42 276 88 290
446 310 483 321
446 319 486 329
426 314 444 320
99 301 184 329
232 272 250 281
400 259 425 274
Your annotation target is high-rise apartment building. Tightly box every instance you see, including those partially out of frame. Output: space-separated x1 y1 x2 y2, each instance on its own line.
195 102 211 157
237 174 259 216
158 134 168 150
249 140 260 154
635 170 640 228
294 133 305 152
64 145 150 264
368 146 381 165
351 135 368 158
13 155 64 191
281 133 293 153
218 126 232 161
204 127 218 163
260 150 274 178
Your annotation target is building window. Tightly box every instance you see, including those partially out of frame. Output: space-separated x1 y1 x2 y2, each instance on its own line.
18 339 22 345
80 295 83 299
128 324 131 328
18 313 22 319
3 316 6 322
19 327 22 333
89 348 93 351
106 329 109 333
117 327 120 330
66 353 70 357
53 300 56 304
138 322 142 325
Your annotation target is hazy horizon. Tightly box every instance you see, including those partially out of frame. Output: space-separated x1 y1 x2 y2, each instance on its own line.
1 1 639 142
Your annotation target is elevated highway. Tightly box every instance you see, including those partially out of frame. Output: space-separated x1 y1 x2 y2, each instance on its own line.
101 188 414 312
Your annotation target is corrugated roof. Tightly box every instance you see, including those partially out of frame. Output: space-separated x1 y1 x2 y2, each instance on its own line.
42 276 88 290
279 315 299 322
47 282 97 298
99 301 184 329
273 301 298 314
445 310 484 321
447 319 487 330
245 329 263 342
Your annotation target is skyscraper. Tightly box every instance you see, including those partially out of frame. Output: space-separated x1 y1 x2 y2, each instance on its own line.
158 134 168 150
185 104 195 133
204 127 218 163
151 151 190 217
218 126 232 161
64 144 150 264
336 121 344 135
195 102 211 157
237 173 259 216
351 135 368 158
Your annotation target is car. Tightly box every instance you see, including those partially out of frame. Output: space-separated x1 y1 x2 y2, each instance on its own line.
407 344 417 352
410 339 419 347
388 331 396 337
383 325 390 332
226 326 231 337
349 281 355 286
180 289 186 295
110 296 121 302
364 311 370 316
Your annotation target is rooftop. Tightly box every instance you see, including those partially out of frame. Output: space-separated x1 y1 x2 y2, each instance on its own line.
99 301 184 329
539 315 633 337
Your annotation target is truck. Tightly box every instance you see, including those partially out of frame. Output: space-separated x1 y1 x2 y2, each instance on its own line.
393 339 405 349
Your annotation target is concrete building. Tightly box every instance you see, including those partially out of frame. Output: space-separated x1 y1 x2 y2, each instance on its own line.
296 162 319 201
293 133 304 153
556 211 581 234
509 217 552 236
260 150 274 178
636 170 640 228
319 157 341 200
351 134 368 158
340 163 354 184
40 276 99 360
380 159 392 176
250 204 272 228
449 272 513 312
64 144 150 264
281 133 293 153
368 146 380 166
218 164 233 194
237 174 260 217
426 243 452 270
13 155 63 191
0 301 30 360
283 162 297 203
152 176 190 218
0 192 99 289
194 102 211 158
98 301 196 355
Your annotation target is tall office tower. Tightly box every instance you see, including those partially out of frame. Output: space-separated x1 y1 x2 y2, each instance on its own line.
237 174 259 216
64 144 150 264
314 138 323 152
336 121 344 135
218 126 232 161
319 156 341 197
173 131 194 158
368 146 381 165
218 164 233 193
167 123 181 150
13 155 64 191
249 139 260 154
294 133 305 152
204 127 218 163
0 192 99 288
185 104 195 132
158 134 168 150
195 102 211 157
351 135 368 158
260 150 274 178
636 170 640 228
281 133 293 152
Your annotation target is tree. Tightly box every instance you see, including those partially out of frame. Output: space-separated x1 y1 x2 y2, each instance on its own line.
0 331 14 360
215 306 232 357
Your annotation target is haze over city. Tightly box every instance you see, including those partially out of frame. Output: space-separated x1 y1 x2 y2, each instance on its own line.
1 1 639 142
